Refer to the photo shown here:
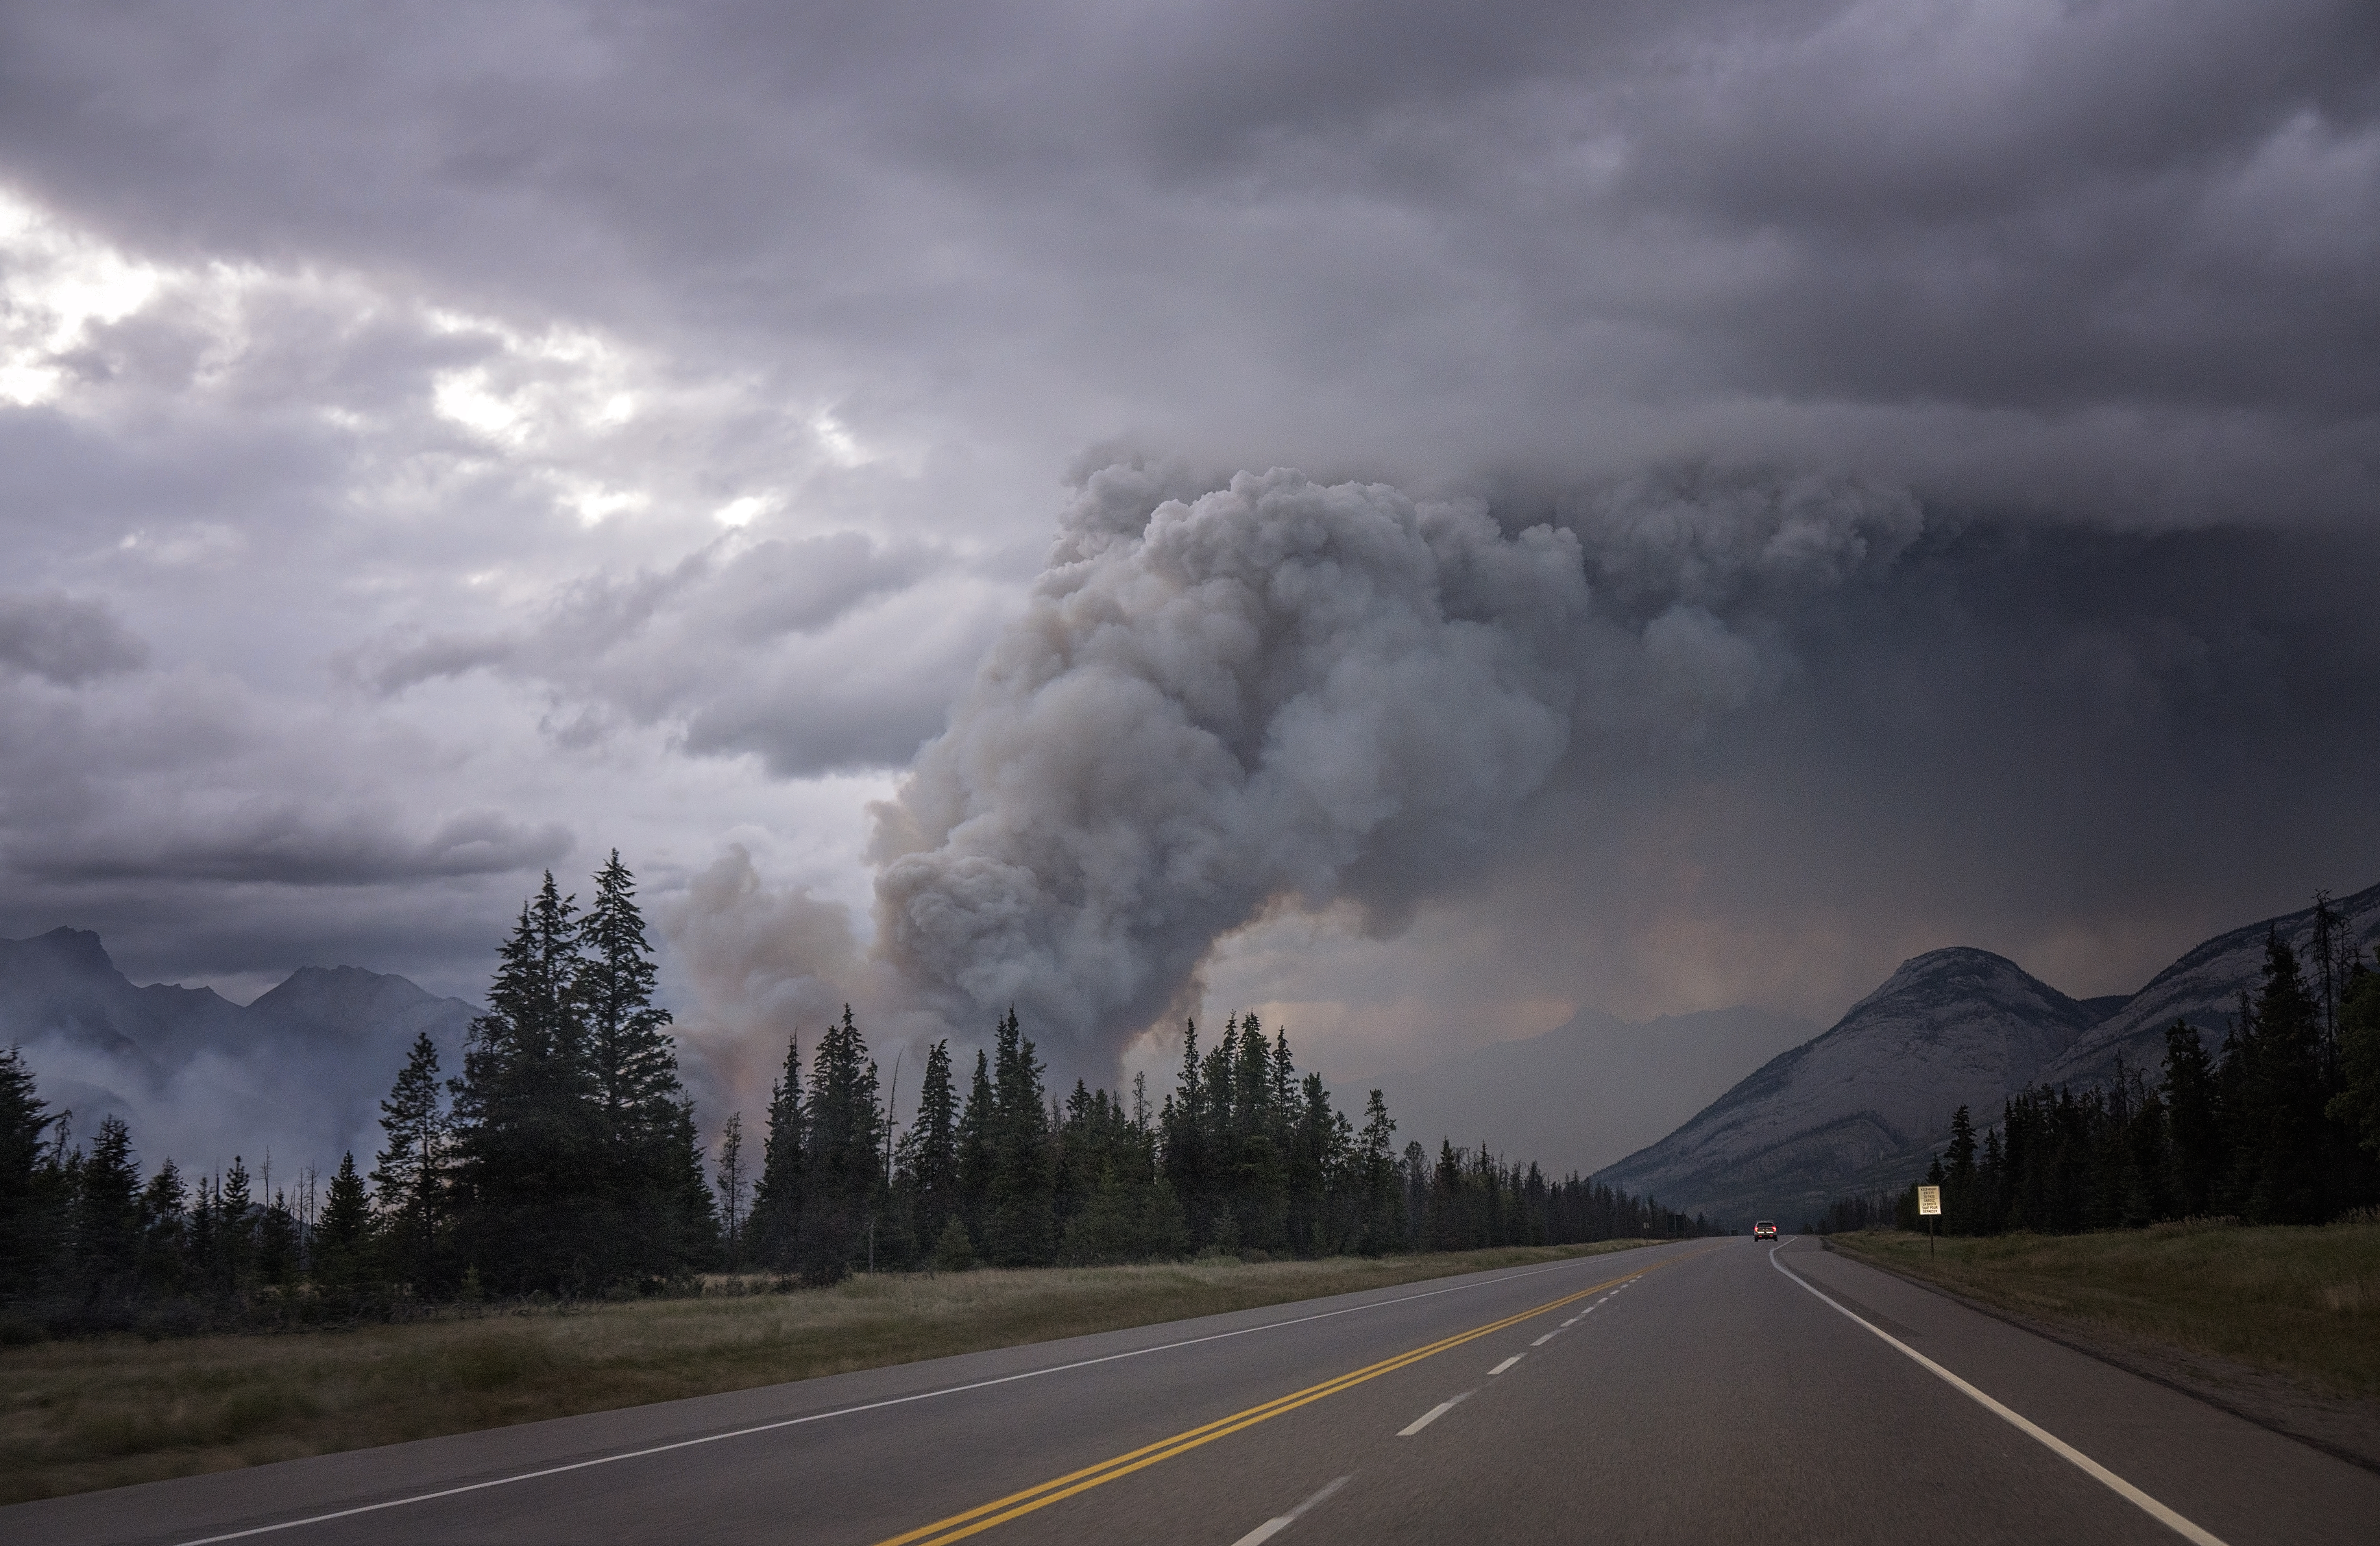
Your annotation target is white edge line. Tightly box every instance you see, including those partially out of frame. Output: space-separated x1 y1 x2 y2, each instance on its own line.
1766 1244 2228 1546
1397 1391 1473 1437
1489 1356 1522 1375
171 1249 1673 1546
1229 1474 1351 1546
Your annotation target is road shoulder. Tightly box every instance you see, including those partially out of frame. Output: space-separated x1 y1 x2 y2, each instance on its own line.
1824 1235 2380 1475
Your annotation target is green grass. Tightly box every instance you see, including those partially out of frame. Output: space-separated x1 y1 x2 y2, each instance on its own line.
1828 1221 2380 1398
0 1241 1654 1505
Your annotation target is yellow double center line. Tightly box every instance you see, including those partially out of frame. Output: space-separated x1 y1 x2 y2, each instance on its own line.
873 1253 1694 1546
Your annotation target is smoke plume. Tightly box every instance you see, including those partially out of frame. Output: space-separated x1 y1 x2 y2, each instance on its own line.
872 462 1594 1074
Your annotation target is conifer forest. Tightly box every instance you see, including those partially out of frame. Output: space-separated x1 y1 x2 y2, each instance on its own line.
1814 915 2380 1238
0 856 1712 1337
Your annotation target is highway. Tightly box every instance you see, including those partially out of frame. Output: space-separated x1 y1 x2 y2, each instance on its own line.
12 1237 2377 1545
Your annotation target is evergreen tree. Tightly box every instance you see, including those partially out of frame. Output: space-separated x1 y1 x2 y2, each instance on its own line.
748 1033 806 1271
70 1115 143 1307
0 1045 64 1300
1356 1090 1402 1255
983 1010 1055 1266
371 1032 451 1291
220 1156 255 1290
2328 952 2380 1160
316 1152 372 1292
577 851 713 1277
956 1048 997 1250
449 875 606 1294
1942 1106 1977 1234
257 1189 299 1287
714 1111 748 1270
139 1158 188 1298
2162 1021 2223 1218
897 1041 959 1256
800 1006 885 1281
2225 931 2328 1223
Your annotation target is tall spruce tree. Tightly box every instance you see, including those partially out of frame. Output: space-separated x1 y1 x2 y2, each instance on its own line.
140 1158 188 1297
371 1032 451 1292
2226 931 2328 1223
0 1047 63 1300
576 853 715 1280
2330 952 2380 1158
449 874 606 1294
898 1041 959 1257
747 1033 806 1271
2162 1021 2223 1218
800 1006 885 1281
956 1048 997 1249
317 1152 372 1292
985 1010 1055 1267
74 1115 143 1304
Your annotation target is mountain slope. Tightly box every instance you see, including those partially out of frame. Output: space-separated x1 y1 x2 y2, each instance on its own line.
1 929 477 1178
2040 880 2380 1089
1345 1005 1816 1178
1593 948 2106 1227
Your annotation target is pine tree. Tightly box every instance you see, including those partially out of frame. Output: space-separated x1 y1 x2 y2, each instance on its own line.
2329 952 2380 1159
2162 1021 2223 1218
1942 1106 1977 1235
984 1010 1054 1267
714 1112 747 1270
220 1156 255 1290
748 1034 806 1271
898 1041 959 1256
956 1048 996 1250
0 1045 64 1300
317 1152 372 1292
70 1115 142 1307
800 1006 885 1281
449 875 606 1294
1356 1090 1402 1255
371 1032 451 1292
2228 931 2328 1223
577 851 712 1277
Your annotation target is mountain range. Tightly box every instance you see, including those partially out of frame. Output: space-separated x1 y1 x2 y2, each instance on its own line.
0 927 476 1186
1595 881 2380 1227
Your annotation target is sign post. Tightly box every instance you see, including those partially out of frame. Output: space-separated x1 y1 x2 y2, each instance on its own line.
1917 1185 1942 1258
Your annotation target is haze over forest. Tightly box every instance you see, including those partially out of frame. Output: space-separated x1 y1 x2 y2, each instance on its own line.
3 2 2377 1160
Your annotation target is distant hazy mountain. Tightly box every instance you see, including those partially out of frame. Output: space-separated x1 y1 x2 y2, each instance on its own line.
1 928 476 1182
2040 880 2380 1088
1596 883 2380 1228
1344 1005 1816 1179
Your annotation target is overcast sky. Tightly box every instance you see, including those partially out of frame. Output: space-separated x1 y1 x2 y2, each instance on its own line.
4 1 2376 1118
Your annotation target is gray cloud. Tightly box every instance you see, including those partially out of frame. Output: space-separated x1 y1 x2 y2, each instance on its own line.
0 591 148 683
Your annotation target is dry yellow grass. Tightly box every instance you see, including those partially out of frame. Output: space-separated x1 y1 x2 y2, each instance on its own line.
1828 1221 2380 1398
0 1241 1653 1504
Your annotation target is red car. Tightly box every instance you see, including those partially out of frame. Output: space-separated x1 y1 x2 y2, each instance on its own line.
1753 1221 1778 1241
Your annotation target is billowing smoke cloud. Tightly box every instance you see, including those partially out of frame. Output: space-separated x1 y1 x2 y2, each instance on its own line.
861 459 1925 1077
872 463 1587 1069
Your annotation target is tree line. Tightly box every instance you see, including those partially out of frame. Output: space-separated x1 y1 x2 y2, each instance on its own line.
1842 910 2380 1237
1 856 1711 1334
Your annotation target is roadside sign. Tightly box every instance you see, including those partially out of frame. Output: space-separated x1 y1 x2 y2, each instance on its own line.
1917 1185 1942 1217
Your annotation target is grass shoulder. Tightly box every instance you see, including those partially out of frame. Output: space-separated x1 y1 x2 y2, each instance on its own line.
0 1238 1658 1505
1825 1220 2380 1400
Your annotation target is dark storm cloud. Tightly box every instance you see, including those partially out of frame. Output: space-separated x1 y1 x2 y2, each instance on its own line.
0 591 147 683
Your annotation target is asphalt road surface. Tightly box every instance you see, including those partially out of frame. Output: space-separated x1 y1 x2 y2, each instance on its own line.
14 1237 2379 1545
